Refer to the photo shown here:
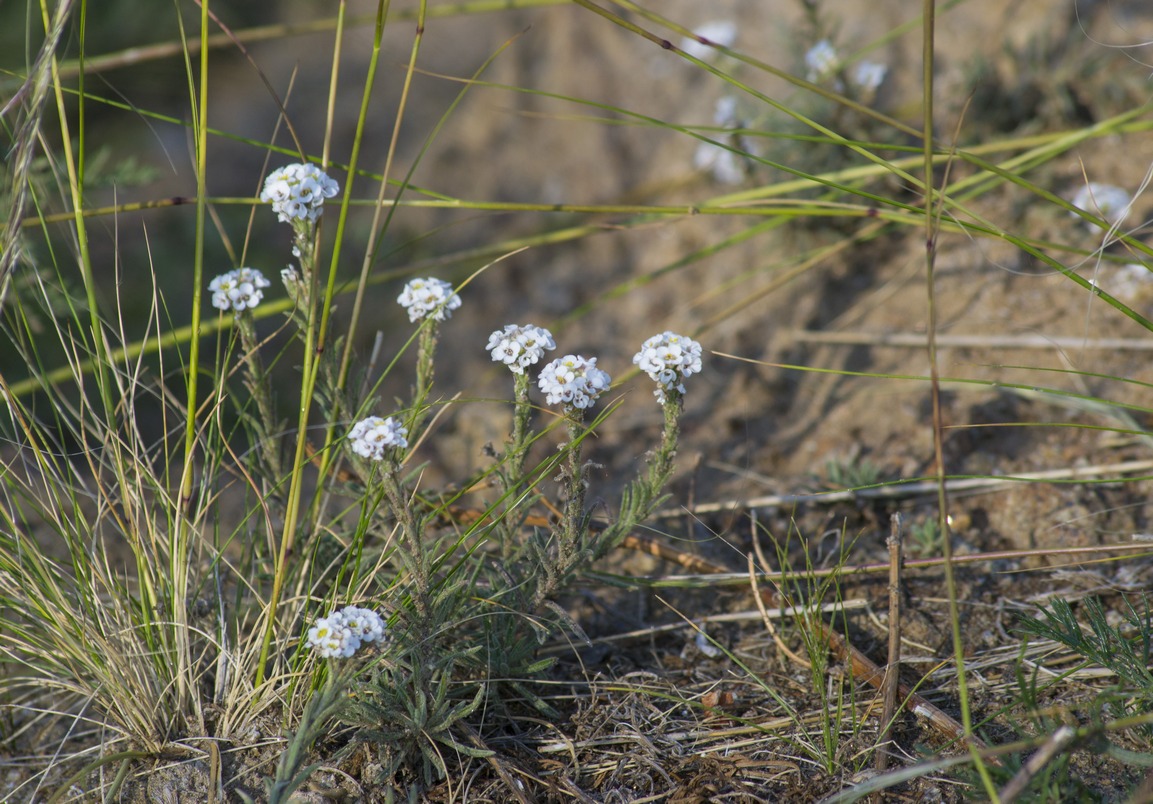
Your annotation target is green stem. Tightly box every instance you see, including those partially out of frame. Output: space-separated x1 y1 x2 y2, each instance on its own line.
591 395 679 563
495 371 536 557
236 314 283 480
918 0 996 798
531 412 587 609
508 372 533 479
407 321 440 439
560 414 587 565
380 466 432 623
303 0 396 531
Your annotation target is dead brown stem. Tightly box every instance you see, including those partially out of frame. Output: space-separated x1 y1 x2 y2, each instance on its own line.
875 513 904 775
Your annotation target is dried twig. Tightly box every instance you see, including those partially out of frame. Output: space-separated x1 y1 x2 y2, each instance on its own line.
788 330 1153 351
690 458 1153 515
599 512 991 763
997 725 1076 802
875 513 904 775
816 622 997 763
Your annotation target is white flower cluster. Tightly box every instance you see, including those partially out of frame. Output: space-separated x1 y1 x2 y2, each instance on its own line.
1071 182 1131 228
397 277 462 323
538 355 612 410
633 331 703 404
306 605 386 659
805 40 838 82
209 267 270 313
487 324 556 375
348 415 408 461
804 40 886 95
260 163 340 224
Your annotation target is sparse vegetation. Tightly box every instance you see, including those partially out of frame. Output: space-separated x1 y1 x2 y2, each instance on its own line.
3 0 1153 801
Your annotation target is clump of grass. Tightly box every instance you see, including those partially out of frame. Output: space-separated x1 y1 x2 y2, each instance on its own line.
760 519 876 775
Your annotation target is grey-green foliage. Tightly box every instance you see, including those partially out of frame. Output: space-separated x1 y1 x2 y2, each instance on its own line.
345 647 493 791
1018 595 1153 705
906 517 943 558
822 457 882 490
259 673 351 804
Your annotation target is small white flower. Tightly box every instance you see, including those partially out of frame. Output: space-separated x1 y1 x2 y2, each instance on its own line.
281 266 299 287
397 277 462 322
679 21 737 61
306 606 387 659
1071 183 1132 228
487 324 556 374
538 355 612 410
337 606 386 644
852 61 887 93
306 614 358 659
260 163 340 224
348 415 408 461
209 267 271 313
805 39 838 82
633 331 703 404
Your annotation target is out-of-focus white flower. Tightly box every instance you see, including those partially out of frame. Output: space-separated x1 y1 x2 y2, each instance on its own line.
538 355 612 410
487 324 556 374
852 61 887 93
1097 262 1152 299
306 606 387 659
713 96 740 128
348 415 408 461
693 144 746 185
805 39 839 82
209 267 270 313
679 20 737 61
397 277 462 322
693 96 758 185
260 163 340 224
1071 183 1132 228
281 266 300 287
633 331 703 404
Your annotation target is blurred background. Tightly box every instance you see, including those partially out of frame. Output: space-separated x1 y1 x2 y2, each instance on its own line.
4 0 1153 503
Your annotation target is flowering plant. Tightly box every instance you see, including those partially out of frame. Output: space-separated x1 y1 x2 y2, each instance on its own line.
538 355 612 411
487 324 556 374
397 277 462 322
306 606 387 659
209 267 271 313
633 331 703 404
805 40 838 82
348 415 409 461
260 163 340 224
